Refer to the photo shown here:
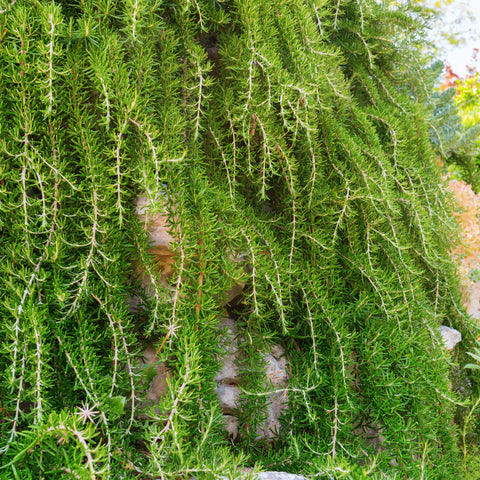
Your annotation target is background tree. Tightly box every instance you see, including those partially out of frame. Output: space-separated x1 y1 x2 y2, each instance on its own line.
428 57 480 189
383 0 480 59
0 1 477 479
442 50 480 129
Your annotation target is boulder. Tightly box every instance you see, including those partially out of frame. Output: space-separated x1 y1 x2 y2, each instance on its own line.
252 474 306 480
466 282 480 319
129 195 176 313
215 317 289 440
226 473 306 480
136 345 171 418
135 195 175 249
130 195 246 312
437 325 462 350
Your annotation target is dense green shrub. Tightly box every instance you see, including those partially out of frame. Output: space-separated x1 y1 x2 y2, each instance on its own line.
0 0 477 478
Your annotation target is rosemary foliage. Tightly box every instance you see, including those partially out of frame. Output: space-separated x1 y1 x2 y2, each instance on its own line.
0 0 475 478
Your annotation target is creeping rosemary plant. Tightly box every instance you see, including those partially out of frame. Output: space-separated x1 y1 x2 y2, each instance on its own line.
0 0 478 478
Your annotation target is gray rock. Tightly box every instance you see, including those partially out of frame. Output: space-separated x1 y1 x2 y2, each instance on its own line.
223 414 239 437
214 384 240 414
214 318 289 440
252 473 306 480
220 472 306 480
215 355 239 384
215 318 240 384
264 352 288 384
437 325 462 350
262 389 288 438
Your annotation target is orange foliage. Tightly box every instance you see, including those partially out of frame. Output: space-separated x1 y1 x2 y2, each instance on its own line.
448 178 480 294
440 64 461 93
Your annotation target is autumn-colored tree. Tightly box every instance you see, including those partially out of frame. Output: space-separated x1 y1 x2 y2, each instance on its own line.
451 52 480 129
429 49 480 189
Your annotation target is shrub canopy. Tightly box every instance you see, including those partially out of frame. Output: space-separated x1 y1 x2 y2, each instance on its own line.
0 0 474 478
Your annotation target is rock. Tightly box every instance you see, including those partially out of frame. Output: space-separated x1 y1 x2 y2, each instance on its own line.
218 317 239 351
135 195 175 248
134 318 289 439
437 325 462 350
270 344 285 360
249 473 306 480
215 317 289 440
221 472 306 480
261 351 289 438
136 345 171 418
223 414 240 438
129 195 177 313
130 195 246 313
131 196 288 440
215 317 240 383
264 352 288 384
215 354 239 385
467 282 480 319
262 389 288 439
214 385 240 414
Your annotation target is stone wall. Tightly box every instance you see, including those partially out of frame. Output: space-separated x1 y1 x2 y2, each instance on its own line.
132 195 289 441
